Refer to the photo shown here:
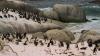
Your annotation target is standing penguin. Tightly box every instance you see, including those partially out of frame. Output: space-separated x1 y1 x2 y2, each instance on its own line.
59 41 64 47
87 39 93 47
34 37 38 46
66 42 70 50
43 34 48 42
93 43 98 55
23 32 27 39
47 38 54 47
23 38 28 45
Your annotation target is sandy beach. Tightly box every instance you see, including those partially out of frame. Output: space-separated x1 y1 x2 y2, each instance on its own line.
0 34 100 56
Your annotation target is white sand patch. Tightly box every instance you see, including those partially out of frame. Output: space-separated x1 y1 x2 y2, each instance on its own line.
0 38 100 56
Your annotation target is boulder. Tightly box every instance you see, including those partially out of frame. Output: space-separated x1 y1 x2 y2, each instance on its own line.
78 30 100 43
45 29 75 43
40 8 59 20
0 19 63 33
53 4 87 22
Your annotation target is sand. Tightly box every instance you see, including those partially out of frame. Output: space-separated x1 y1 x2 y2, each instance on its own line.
0 34 100 56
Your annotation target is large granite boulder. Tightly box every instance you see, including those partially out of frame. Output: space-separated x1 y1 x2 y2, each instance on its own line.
0 19 63 33
53 4 87 22
45 29 75 43
78 30 100 43
40 8 59 20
